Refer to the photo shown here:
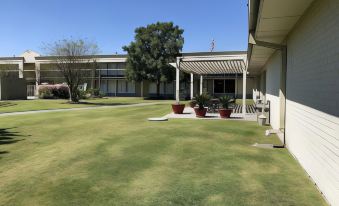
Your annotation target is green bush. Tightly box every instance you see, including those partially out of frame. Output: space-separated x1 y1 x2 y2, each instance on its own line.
219 95 233 109
87 88 105 98
194 93 211 109
38 84 70 99
39 88 54 99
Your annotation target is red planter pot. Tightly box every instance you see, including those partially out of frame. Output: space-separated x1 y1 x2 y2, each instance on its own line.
172 104 185 114
194 108 208 117
219 109 232 118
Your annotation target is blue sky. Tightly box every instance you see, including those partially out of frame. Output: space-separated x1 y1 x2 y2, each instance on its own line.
0 0 248 56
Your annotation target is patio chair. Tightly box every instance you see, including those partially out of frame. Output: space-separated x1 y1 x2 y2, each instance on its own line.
207 98 220 113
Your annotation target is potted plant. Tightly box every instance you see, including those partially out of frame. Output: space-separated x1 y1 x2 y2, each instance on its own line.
194 93 211 117
219 95 233 118
172 101 185 114
188 99 197 108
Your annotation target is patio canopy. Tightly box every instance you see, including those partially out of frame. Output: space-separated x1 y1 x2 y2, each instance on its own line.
169 55 247 74
170 54 248 116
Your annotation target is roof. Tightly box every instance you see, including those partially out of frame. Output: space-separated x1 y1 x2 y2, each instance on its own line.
170 53 247 75
247 0 314 74
182 51 247 57
20 50 40 63
0 57 24 61
35 54 128 60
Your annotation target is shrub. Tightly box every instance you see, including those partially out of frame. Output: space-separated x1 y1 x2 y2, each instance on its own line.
219 95 233 109
53 84 70 99
194 93 211 109
87 88 105 98
39 87 54 99
188 99 197 108
79 90 92 100
38 84 70 99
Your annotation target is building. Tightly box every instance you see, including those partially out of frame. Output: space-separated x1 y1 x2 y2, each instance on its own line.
248 0 339 205
0 50 252 100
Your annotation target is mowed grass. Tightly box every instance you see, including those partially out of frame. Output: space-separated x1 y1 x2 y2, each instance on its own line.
0 97 175 113
0 104 326 206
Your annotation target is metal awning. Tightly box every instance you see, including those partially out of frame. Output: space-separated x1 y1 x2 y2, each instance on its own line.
171 53 248 117
170 55 247 74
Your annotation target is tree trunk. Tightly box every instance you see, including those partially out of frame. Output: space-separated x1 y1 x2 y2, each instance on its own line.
69 85 79 103
156 81 160 98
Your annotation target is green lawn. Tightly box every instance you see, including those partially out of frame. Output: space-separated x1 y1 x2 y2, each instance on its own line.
235 99 255 105
0 97 175 113
0 97 252 114
0 104 326 206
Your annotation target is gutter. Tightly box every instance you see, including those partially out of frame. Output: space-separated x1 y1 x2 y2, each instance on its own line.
248 33 287 148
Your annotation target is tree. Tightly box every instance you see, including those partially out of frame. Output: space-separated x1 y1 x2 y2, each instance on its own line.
123 22 184 97
45 38 99 102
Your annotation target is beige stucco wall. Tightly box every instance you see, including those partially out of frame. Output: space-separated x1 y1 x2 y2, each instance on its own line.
284 0 339 205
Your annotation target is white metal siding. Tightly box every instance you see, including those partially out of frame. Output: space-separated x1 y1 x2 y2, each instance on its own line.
285 0 339 205
264 51 281 131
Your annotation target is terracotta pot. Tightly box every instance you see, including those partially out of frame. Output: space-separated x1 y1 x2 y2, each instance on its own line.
194 108 207 117
219 108 232 118
171 104 185 114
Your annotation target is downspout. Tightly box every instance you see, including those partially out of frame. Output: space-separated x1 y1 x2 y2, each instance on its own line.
249 33 287 148
276 46 287 148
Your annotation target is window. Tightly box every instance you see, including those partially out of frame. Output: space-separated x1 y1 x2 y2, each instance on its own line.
214 80 224 93
117 80 135 93
100 80 107 93
225 79 235 93
107 80 116 93
214 79 235 94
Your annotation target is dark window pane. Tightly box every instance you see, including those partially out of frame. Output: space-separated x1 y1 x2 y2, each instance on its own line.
225 79 235 93
214 79 224 93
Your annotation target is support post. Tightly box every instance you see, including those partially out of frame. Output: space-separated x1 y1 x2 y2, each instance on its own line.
175 58 180 103
235 73 238 98
242 70 247 117
35 62 40 96
200 75 203 95
280 47 287 141
190 73 194 99
18 62 23 79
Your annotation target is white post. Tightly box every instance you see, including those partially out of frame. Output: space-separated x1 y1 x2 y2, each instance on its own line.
200 75 203 95
18 61 24 78
242 70 247 117
190 73 194 99
35 62 40 96
175 58 180 103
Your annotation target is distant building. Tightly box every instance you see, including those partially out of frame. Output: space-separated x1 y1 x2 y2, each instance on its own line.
0 50 251 100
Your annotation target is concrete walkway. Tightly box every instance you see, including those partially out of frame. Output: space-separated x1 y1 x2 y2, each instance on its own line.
164 107 257 121
0 103 157 117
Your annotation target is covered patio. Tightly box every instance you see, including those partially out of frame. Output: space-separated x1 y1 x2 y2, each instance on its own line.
170 53 249 117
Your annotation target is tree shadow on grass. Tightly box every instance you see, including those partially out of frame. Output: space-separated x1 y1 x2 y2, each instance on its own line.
77 102 133 106
0 128 30 158
58 99 134 106
0 102 17 108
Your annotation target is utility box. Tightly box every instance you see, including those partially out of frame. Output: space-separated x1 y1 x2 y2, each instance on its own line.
258 114 267 126
0 77 27 100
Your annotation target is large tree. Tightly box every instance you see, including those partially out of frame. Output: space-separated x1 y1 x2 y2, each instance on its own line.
123 22 184 97
45 38 99 102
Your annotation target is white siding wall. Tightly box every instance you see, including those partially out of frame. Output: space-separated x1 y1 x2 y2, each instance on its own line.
285 0 339 205
264 51 281 130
